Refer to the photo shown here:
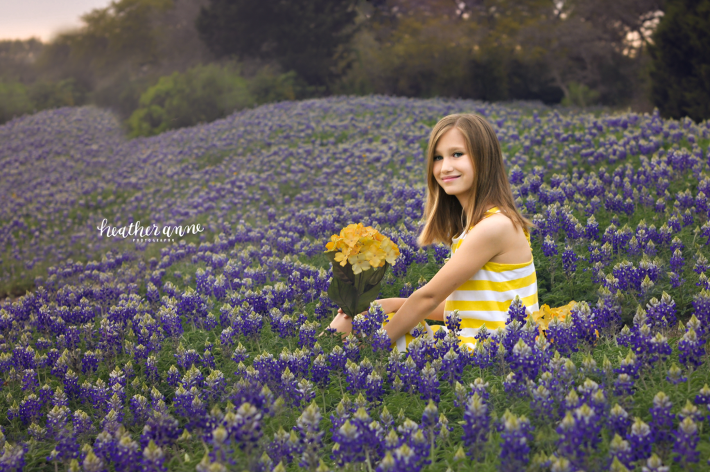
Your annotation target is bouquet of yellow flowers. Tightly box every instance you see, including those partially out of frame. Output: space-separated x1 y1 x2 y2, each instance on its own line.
324 223 400 318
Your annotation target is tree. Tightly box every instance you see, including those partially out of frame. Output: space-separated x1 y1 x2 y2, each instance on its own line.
516 0 664 108
195 0 360 90
649 0 710 122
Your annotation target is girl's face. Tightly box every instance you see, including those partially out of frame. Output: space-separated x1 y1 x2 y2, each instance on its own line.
432 126 474 206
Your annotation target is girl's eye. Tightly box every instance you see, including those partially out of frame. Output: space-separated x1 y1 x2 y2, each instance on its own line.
453 152 463 157
433 155 443 161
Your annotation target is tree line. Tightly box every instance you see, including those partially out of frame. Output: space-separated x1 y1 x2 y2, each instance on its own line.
0 0 707 134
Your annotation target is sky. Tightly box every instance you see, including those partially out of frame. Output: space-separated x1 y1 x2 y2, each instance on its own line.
0 0 113 41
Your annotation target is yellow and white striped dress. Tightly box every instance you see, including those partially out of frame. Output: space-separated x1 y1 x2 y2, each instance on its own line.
388 207 539 352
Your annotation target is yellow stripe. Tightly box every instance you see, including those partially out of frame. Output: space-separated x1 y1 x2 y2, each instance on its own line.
456 272 537 291
445 292 539 312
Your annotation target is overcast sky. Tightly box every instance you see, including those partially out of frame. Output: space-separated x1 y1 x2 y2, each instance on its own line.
0 0 112 41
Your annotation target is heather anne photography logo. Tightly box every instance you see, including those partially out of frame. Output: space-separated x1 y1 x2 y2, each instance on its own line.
97 219 204 242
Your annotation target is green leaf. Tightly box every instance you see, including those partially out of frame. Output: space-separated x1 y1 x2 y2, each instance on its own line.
325 252 389 317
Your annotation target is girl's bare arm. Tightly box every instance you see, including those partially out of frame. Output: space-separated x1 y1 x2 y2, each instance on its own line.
375 296 446 321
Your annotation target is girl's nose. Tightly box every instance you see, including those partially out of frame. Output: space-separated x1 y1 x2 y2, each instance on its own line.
442 157 455 171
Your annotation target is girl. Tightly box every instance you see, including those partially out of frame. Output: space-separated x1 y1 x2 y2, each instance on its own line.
329 113 538 351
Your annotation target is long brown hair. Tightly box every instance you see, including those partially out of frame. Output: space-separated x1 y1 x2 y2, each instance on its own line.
417 113 534 247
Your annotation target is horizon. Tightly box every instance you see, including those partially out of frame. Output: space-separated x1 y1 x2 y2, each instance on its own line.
0 0 112 42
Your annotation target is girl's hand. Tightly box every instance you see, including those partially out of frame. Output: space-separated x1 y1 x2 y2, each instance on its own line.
329 311 353 335
336 307 365 320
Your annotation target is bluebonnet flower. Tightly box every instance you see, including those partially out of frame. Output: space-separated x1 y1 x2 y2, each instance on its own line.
471 338 492 369
556 404 602 470
130 394 149 425
226 402 263 452
677 327 705 370
691 289 710 329
530 384 554 420
608 434 634 470
365 372 385 403
645 292 677 332
231 342 248 364
543 235 558 258
562 245 578 276
63 369 80 399
508 338 540 381
498 412 533 472
417 363 440 403
461 393 489 461
441 347 463 384
615 350 640 379
202 344 216 369
140 410 180 448
648 333 672 365
19 393 41 424
614 374 635 398
46 404 70 438
293 402 324 470
693 383 710 419
298 321 318 349
330 420 365 466
627 236 641 257
372 328 392 353
47 425 79 464
608 403 631 437
21 368 38 392
546 316 578 357
266 427 297 466
668 271 684 288
672 417 699 465
399 282 414 298
278 314 297 338
165 365 180 388
669 249 684 274
112 434 140 472
327 345 347 373
693 253 708 275
311 354 330 388
676 400 703 425
626 417 652 464
205 370 226 402
141 440 166 472
82 447 106 472
343 334 360 363
649 392 675 446
642 453 670 472
73 409 94 435
506 296 528 326
145 355 159 383
407 337 430 371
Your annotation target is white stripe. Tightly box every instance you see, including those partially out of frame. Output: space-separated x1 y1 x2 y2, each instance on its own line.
447 283 538 303
395 336 407 353
469 264 536 281
459 327 480 337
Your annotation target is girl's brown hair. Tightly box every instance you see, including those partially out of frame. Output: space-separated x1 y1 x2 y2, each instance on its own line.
417 113 534 247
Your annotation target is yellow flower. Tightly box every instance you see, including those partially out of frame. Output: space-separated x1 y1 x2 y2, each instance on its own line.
349 253 371 274
529 301 577 331
325 223 399 272
334 251 349 266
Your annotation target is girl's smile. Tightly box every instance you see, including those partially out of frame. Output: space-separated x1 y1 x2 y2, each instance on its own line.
441 175 460 183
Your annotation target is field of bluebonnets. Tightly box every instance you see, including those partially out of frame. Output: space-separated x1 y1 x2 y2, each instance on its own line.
1 95 710 471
